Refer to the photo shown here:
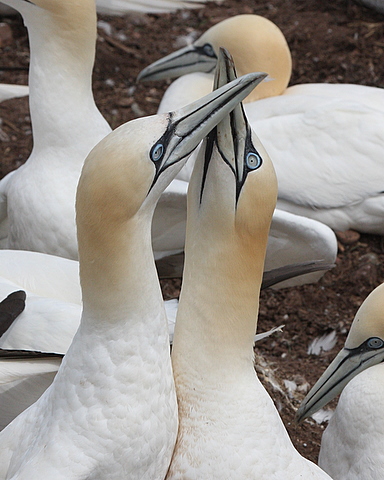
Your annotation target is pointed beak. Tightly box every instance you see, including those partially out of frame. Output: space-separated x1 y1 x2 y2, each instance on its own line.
154 70 268 178
137 43 217 82
199 48 266 200
296 343 384 423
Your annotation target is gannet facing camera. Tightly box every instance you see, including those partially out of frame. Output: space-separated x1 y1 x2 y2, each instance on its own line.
0 72 263 480
167 48 332 479
296 282 384 480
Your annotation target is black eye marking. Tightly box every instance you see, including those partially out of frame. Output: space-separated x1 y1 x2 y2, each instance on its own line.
367 337 384 349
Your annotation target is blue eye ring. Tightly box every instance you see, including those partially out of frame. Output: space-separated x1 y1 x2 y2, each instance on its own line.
151 143 164 162
246 152 262 170
367 337 384 349
203 43 215 57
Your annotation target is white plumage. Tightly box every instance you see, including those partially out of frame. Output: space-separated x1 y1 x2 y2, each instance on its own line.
0 251 178 429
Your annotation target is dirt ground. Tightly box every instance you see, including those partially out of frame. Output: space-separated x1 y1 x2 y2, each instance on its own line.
0 0 384 465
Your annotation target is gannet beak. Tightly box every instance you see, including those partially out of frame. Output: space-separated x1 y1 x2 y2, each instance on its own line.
137 43 217 82
199 48 267 201
151 70 267 184
296 338 384 423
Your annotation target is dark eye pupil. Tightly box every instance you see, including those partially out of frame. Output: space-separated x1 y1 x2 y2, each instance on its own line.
367 337 384 349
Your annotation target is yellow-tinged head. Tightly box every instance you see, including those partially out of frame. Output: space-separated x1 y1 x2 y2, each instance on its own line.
345 283 384 349
138 14 292 102
187 49 277 257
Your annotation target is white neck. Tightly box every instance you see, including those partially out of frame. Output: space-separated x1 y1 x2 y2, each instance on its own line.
77 205 165 335
172 233 267 381
21 3 109 153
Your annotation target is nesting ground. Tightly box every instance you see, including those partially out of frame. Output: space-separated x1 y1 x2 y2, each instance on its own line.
1 0 384 463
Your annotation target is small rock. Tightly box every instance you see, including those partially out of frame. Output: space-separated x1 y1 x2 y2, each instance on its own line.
117 97 134 107
335 229 360 245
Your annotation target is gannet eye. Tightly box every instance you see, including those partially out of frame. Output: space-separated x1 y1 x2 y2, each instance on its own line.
151 143 164 162
246 152 262 170
203 43 215 57
367 337 384 349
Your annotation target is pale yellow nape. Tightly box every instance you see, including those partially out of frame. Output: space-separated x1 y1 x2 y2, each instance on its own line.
345 283 384 349
196 15 292 102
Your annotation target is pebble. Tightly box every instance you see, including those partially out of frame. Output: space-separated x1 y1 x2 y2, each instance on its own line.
335 229 360 245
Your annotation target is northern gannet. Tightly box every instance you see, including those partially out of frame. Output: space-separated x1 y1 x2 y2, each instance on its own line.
0 70 261 479
167 48 332 480
0 0 190 264
296 282 384 479
138 14 384 235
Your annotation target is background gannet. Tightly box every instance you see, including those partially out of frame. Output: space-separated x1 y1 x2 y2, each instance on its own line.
0 69 261 479
167 49 332 479
0 0 191 265
139 14 384 235
296 282 384 479
0 0 111 259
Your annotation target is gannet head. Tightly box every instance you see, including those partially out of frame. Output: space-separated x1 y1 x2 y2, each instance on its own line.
138 14 292 102
296 282 384 423
76 70 266 233
187 48 277 250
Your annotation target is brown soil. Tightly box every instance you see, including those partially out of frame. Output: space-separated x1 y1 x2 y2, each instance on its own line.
1 0 384 466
